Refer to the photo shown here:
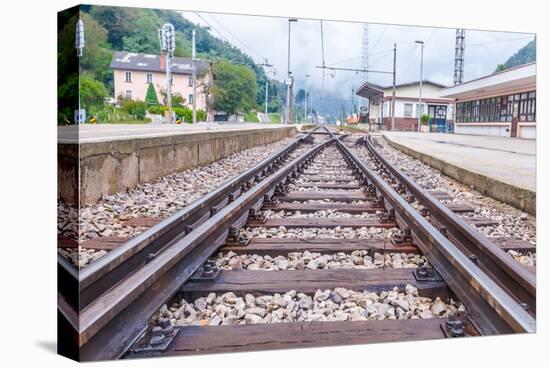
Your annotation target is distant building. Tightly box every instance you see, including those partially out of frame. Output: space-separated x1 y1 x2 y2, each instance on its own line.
356 80 454 132
440 62 535 139
110 51 211 116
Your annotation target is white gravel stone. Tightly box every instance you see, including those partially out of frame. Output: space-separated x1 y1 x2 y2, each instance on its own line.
163 286 459 326
215 250 427 270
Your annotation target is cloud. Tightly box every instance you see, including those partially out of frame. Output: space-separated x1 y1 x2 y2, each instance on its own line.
181 11 534 98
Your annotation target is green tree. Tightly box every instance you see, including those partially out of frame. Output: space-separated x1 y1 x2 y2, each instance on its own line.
495 64 507 72
295 89 306 105
80 74 108 111
145 83 159 105
78 12 114 90
212 62 257 115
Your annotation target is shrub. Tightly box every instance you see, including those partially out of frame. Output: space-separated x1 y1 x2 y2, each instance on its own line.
120 98 148 120
196 109 207 122
420 113 431 125
148 105 167 115
173 106 192 122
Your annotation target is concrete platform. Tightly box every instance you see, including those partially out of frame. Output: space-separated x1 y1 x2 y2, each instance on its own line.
58 124 301 206
381 132 536 215
58 123 308 143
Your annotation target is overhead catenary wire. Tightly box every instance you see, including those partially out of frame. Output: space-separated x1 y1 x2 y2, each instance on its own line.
466 35 533 47
206 13 274 69
191 12 279 80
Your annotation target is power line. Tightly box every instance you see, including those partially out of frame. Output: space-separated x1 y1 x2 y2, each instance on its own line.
193 12 278 78
466 35 533 47
206 13 269 64
193 12 232 45
370 25 388 53
401 28 438 81
328 49 393 67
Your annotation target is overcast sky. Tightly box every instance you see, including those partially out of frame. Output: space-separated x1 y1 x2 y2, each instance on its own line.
180 10 534 103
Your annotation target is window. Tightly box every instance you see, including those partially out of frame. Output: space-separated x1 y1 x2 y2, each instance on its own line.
415 104 425 118
188 94 194 104
404 103 413 118
456 91 535 123
188 75 193 87
146 73 153 84
125 90 132 99
125 71 132 83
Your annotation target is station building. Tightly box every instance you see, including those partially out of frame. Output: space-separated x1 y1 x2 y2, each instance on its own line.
110 51 210 113
440 62 536 139
356 80 454 132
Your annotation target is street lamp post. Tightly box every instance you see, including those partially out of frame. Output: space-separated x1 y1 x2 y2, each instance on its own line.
75 19 85 124
192 29 197 124
286 18 298 124
415 40 424 132
304 74 310 123
159 23 176 123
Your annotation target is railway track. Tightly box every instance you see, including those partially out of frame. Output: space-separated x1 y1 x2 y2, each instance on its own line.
58 126 535 361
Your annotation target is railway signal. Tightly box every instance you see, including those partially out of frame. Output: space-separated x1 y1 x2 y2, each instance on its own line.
75 19 86 124
158 23 176 123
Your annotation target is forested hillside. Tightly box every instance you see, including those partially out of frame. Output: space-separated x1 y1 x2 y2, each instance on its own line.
495 40 535 72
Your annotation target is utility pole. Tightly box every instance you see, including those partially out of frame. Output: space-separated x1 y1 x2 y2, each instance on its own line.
75 18 85 124
351 88 355 118
304 74 310 123
286 18 298 124
258 59 274 120
415 40 424 132
192 29 197 124
265 79 269 116
391 43 396 131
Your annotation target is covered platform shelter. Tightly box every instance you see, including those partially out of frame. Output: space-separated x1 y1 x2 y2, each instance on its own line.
356 82 385 127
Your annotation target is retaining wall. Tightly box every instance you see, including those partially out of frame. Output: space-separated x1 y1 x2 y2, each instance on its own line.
58 126 298 206
383 136 536 215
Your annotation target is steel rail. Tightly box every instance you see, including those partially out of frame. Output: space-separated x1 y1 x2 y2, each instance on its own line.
77 137 333 361
57 126 320 312
363 134 536 313
333 136 535 335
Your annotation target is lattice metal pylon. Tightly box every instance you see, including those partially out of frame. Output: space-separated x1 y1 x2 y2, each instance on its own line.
361 23 369 81
454 29 465 85
360 23 369 109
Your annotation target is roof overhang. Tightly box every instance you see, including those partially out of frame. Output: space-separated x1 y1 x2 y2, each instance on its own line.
356 82 384 98
441 63 536 100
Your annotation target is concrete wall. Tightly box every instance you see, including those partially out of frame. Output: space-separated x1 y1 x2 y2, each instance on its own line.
454 122 511 137
518 123 536 139
383 136 535 215
382 83 443 99
58 126 297 206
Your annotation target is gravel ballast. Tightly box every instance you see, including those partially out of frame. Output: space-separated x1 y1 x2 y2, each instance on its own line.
351 135 536 265
159 285 462 326
215 250 427 271
58 136 310 267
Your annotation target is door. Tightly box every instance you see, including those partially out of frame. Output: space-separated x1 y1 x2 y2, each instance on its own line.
511 101 519 137
428 105 447 132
